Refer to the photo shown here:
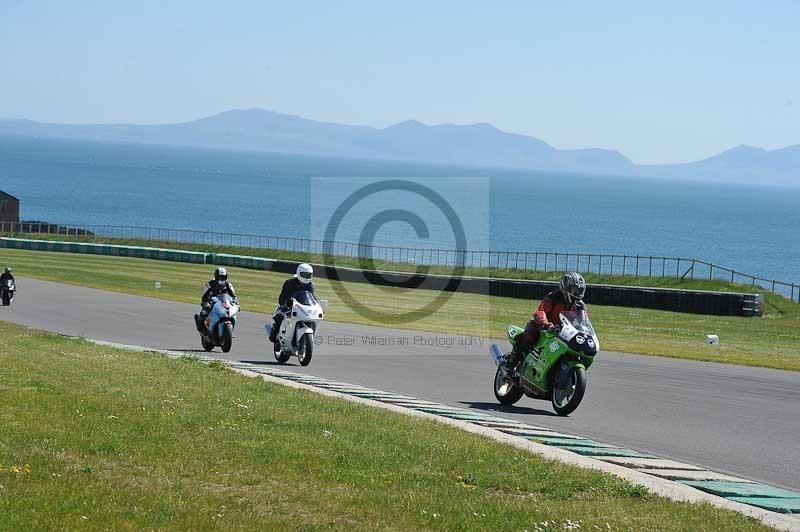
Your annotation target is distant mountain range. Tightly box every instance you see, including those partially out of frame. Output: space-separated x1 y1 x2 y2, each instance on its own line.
1 108 797 185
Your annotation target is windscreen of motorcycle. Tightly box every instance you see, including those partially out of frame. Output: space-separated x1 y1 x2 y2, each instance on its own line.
292 290 318 306
558 311 600 353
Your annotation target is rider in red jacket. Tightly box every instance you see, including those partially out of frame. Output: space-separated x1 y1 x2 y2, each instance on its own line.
506 272 587 372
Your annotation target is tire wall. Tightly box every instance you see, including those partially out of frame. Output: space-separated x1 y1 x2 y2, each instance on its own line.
0 238 763 316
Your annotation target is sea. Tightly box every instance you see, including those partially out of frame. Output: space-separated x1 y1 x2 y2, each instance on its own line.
1 135 798 285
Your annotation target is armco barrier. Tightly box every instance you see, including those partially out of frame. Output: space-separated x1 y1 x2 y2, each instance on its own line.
0 238 209 264
302 262 764 317
212 253 275 270
0 238 764 316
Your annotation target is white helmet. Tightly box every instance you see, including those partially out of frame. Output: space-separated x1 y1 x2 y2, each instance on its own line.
295 263 313 284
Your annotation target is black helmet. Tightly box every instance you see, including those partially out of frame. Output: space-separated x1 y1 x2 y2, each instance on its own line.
560 272 586 305
4 266 10 274
214 267 228 282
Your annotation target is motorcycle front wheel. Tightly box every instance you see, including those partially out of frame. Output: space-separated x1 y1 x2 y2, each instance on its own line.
221 322 234 353
551 366 586 416
298 333 313 366
494 366 524 405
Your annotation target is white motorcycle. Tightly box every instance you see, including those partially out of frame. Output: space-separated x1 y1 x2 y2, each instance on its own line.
265 290 327 366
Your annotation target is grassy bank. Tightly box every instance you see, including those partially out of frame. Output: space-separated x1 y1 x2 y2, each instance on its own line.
1 246 799 371
0 321 772 530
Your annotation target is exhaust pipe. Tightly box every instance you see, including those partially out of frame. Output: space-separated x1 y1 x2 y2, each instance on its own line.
489 344 506 367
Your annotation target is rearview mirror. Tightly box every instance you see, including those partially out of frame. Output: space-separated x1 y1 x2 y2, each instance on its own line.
320 299 329 310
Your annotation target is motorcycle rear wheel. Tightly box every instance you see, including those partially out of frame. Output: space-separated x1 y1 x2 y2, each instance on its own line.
201 335 214 352
551 366 586 416
494 366 524 405
274 341 291 363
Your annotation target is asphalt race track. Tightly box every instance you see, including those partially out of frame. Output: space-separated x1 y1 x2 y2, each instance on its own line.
4 277 799 491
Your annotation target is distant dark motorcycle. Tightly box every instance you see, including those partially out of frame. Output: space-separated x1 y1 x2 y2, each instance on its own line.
1 279 15 306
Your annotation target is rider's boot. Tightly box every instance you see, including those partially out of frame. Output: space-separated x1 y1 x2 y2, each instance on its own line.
503 348 522 378
506 332 532 378
269 314 283 343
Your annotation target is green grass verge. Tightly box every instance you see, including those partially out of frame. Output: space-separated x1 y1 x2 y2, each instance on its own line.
1 246 799 371
0 321 772 530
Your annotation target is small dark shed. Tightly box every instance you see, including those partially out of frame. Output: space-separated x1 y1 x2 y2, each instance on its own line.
0 191 20 223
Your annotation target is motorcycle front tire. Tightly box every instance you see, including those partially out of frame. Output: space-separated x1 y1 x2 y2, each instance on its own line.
551 366 587 416
298 333 313 366
221 322 234 353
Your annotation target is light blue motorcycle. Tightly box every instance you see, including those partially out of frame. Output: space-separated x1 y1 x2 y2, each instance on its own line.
196 293 240 353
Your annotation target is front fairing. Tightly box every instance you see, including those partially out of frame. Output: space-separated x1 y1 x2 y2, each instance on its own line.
210 296 239 328
291 299 324 322
558 311 599 356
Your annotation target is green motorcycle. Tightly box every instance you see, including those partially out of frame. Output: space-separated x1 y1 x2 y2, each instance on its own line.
489 311 599 416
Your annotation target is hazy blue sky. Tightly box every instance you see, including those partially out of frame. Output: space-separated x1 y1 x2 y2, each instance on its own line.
1 1 798 163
